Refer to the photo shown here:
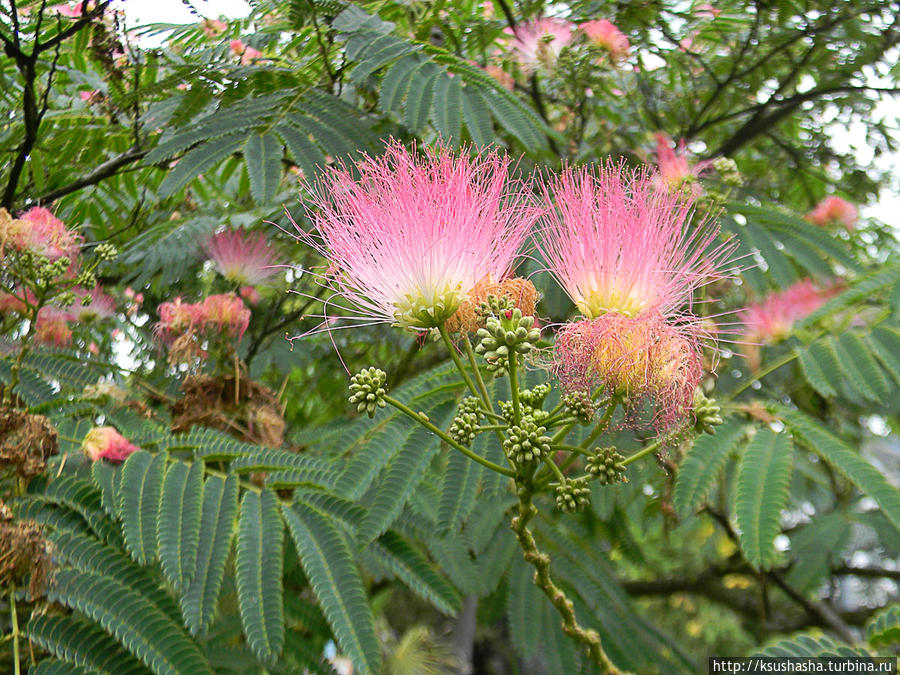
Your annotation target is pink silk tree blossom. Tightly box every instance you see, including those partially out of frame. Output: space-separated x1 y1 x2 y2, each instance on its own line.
579 19 630 60
291 141 541 332
204 229 280 286
82 427 139 463
503 18 574 71
739 279 839 344
806 196 857 230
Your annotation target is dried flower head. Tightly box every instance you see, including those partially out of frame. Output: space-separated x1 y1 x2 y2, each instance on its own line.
293 141 540 332
204 229 280 286
445 276 538 334
536 162 735 321
579 19 630 60
503 18 574 71
202 293 251 339
806 196 857 230
82 426 139 463
554 311 703 428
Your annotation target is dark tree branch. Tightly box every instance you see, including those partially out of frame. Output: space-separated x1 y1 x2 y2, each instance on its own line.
34 148 148 205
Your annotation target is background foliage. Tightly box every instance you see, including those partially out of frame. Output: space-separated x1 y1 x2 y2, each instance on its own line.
1 0 900 672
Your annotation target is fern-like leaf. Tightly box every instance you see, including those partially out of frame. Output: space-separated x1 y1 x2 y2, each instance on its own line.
673 419 745 518
236 489 285 663
180 473 239 636
244 132 283 204
866 604 900 648
282 500 381 675
834 332 891 403
734 429 793 569
157 460 204 591
48 567 212 675
119 451 167 565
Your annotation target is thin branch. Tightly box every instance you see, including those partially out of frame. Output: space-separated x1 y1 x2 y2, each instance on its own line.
34 148 148 205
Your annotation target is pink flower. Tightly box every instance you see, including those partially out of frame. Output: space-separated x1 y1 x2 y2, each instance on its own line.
0 288 33 315
579 19 629 60
503 18 574 71
158 297 205 337
292 141 541 331
34 307 73 347
69 286 116 321
82 427 139 463
694 4 721 19
203 229 279 285
806 196 857 230
536 162 734 320
201 18 227 38
53 2 83 17
239 285 260 305
229 39 263 64
2 207 81 262
201 293 251 339
79 89 101 103
739 279 839 343
555 310 703 429
653 133 711 194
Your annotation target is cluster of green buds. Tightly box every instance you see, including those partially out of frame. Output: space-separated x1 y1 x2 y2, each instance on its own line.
563 391 594 424
693 390 723 435
348 367 388 418
499 397 549 426
519 383 551 408
503 415 552 465
586 447 628 485
555 476 591 513
94 243 118 261
448 396 483 447
474 307 541 374
32 255 72 287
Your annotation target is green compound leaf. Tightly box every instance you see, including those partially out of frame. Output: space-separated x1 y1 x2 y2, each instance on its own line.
734 429 793 570
118 451 167 565
283 500 381 675
157 460 204 591
236 489 285 663
673 419 745 519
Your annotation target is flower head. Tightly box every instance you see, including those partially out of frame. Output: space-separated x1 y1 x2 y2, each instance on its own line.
204 229 280 286
70 286 116 322
503 18 574 71
294 141 540 331
579 19 629 60
158 297 205 337
554 311 703 429
806 196 857 230
229 39 262 64
0 207 81 262
536 162 734 320
653 133 711 195
739 279 838 343
202 293 251 339
82 427 139 463
201 18 227 37
34 307 73 347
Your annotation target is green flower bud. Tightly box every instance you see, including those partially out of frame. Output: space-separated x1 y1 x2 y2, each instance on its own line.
503 414 552 465
694 390 723 435
348 367 388 418
555 477 591 513
94 243 118 261
563 391 594 424
586 447 627 486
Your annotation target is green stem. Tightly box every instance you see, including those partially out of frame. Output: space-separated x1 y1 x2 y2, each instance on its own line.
463 335 493 412
511 487 622 673
621 425 690 467
10 585 20 675
542 454 567 484
728 351 797 401
438 325 480 400
476 424 506 432
580 397 618 449
384 395 514 477
555 444 592 456
508 353 522 425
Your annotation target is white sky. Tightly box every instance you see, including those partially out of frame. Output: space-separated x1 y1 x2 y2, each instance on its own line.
115 0 899 226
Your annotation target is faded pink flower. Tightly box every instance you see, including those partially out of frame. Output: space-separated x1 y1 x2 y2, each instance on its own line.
806 196 857 230
653 133 711 195
739 279 839 343
555 310 703 429
5 207 81 262
694 3 721 19
0 288 33 315
292 141 541 331
203 229 279 286
82 427 139 463
229 39 262 64
34 307 73 347
70 286 116 321
579 19 629 60
201 18 227 37
79 89 101 103
536 162 734 320
201 293 251 339
503 18 574 71
158 297 205 337
239 285 260 305
53 2 83 17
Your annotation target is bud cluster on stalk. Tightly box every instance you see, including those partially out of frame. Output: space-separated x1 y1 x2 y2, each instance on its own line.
475 304 541 374
555 476 591 513
586 447 628 485
348 367 388 418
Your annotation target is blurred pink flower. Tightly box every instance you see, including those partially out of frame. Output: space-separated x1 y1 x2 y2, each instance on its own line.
70 286 116 321
158 297 205 337
239 285 260 305
53 2 83 17
739 279 839 343
694 4 721 19
484 64 514 91
579 19 629 60
17 207 82 262
653 133 711 195
82 427 139 463
292 141 541 331
79 89 101 103
229 39 263 64
806 196 857 230
503 18 574 71
201 18 227 37
203 229 279 286
202 293 251 339
34 307 73 347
